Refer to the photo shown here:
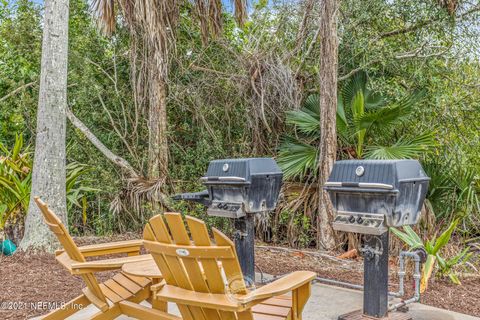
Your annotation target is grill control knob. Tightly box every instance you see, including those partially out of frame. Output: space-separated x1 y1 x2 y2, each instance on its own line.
356 216 364 224
348 216 356 223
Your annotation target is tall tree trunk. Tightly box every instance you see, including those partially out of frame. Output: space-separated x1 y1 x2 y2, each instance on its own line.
317 0 338 250
147 70 168 181
20 0 69 251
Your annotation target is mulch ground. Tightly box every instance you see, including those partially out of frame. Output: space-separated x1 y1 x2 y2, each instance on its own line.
0 236 479 319
255 246 480 318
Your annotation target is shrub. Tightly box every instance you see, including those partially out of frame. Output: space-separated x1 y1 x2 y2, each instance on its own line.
0 134 97 242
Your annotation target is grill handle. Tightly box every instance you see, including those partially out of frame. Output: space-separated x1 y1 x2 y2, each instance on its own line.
324 182 394 190
200 176 248 183
172 189 211 206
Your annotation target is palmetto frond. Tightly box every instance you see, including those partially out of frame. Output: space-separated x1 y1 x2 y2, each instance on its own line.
355 90 425 133
285 108 319 136
450 166 480 225
278 136 318 179
364 90 385 109
279 71 434 182
365 131 436 159
302 94 320 116
336 94 348 139
341 71 367 106
423 158 454 204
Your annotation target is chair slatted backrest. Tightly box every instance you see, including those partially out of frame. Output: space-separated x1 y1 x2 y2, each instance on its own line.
144 213 254 320
34 197 107 306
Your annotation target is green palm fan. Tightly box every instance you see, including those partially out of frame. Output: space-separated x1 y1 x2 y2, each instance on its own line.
278 71 435 180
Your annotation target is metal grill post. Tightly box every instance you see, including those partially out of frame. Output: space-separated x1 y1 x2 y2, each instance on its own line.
234 215 255 282
363 231 389 318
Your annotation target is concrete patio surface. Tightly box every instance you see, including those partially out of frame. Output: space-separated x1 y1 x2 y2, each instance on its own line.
32 281 479 320
305 283 479 320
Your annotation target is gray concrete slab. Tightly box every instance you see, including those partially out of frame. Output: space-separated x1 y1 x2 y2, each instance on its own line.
304 284 479 320
32 282 479 320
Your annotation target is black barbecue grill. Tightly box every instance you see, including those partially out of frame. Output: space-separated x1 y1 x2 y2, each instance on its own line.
173 158 283 280
200 158 283 218
324 160 430 235
324 159 430 320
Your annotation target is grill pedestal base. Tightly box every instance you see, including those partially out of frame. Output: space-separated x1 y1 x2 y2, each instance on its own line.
233 214 255 282
363 232 390 317
338 310 412 320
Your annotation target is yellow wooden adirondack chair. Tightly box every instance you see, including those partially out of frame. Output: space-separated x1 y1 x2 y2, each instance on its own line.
35 197 173 320
143 212 317 320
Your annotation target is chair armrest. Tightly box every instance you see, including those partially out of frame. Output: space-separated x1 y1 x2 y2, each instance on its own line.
151 280 167 293
155 285 243 312
238 271 316 304
154 271 316 312
55 239 143 257
70 254 153 274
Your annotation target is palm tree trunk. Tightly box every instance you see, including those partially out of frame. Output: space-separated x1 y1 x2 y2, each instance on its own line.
317 0 338 250
147 65 169 181
20 0 69 251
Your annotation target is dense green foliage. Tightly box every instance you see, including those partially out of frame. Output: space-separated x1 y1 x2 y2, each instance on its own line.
391 220 472 286
278 72 435 179
0 135 96 241
0 0 479 253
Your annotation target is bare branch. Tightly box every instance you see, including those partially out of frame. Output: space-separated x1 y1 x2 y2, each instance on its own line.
189 63 245 78
294 26 321 77
380 4 480 39
395 44 451 59
97 92 140 165
338 60 379 81
85 57 116 84
0 81 37 103
66 108 139 177
293 0 315 53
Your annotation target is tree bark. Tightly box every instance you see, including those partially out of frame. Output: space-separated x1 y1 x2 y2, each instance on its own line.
317 0 338 250
20 0 70 251
147 63 169 181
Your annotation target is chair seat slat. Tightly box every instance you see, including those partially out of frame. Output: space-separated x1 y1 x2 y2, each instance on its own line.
252 304 291 317
113 273 143 294
99 284 124 304
104 279 133 300
259 296 292 308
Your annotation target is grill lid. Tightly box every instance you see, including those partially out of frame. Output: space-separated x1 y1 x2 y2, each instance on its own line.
201 158 282 184
324 159 430 192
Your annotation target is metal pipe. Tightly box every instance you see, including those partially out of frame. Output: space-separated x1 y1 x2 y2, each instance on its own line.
391 251 407 298
395 253 405 297
258 250 423 312
314 277 399 297
388 251 422 311
314 277 364 291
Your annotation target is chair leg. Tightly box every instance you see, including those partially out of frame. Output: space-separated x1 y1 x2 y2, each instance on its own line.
152 297 168 313
292 282 311 320
88 305 122 320
129 286 152 304
131 285 169 312
42 294 90 320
